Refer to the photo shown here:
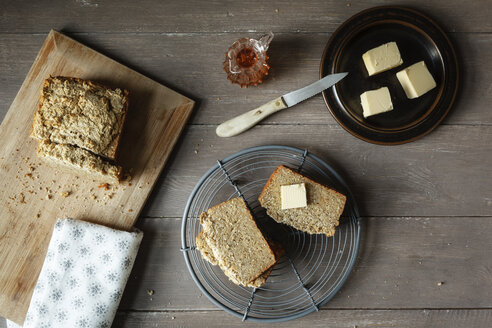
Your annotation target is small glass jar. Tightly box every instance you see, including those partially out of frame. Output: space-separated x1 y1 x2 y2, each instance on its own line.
223 32 274 88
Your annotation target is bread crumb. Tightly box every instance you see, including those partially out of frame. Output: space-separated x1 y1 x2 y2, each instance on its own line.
147 289 154 296
98 183 110 190
194 150 198 154
121 170 132 182
60 191 71 197
19 193 26 204
171 316 175 320
128 209 133 213
91 194 97 200
46 194 52 200
437 281 444 286
36 212 41 219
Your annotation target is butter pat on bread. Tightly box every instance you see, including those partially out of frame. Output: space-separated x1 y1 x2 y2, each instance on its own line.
281 183 307 209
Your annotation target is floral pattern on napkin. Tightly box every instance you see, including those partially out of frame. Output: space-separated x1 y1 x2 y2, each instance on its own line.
7 218 143 328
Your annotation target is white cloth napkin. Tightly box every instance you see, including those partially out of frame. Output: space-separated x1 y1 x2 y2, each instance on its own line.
6 218 143 328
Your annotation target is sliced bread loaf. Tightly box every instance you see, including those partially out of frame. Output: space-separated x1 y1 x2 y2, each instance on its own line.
258 165 346 236
199 197 276 286
31 76 129 160
37 140 121 184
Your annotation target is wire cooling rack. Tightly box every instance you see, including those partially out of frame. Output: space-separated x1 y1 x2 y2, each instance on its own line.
181 145 360 322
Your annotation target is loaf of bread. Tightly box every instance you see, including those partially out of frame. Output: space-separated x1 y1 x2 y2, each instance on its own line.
258 165 346 236
199 197 276 287
37 140 121 184
31 76 129 160
196 231 284 287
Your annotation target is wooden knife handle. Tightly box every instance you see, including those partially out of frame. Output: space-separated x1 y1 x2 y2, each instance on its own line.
216 97 287 137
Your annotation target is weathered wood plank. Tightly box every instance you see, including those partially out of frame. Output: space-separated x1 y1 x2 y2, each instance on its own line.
119 216 492 311
139 124 492 218
113 309 492 327
0 33 490 126
0 0 489 34
4 308 492 327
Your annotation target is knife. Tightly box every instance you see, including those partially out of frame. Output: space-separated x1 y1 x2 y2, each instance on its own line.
216 72 348 137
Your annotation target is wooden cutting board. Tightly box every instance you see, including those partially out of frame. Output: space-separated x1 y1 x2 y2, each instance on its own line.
0 30 194 324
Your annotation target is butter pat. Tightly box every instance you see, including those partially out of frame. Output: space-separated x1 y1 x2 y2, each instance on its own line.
360 87 393 118
396 61 436 99
362 42 403 76
280 183 307 210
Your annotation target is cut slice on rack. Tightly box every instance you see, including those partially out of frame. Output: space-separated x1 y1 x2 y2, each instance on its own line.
199 197 276 286
196 232 284 287
259 165 346 236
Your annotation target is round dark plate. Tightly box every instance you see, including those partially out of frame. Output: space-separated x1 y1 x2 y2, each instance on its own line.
320 6 459 145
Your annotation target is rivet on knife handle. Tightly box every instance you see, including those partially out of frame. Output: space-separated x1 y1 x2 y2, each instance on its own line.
216 97 287 137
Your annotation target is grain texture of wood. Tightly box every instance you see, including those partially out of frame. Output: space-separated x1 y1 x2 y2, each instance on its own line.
113 309 492 327
4 308 492 328
0 30 194 324
0 1 490 34
140 124 492 218
119 216 492 310
1 33 491 126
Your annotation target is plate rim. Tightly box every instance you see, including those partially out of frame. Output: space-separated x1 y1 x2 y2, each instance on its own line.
320 5 460 145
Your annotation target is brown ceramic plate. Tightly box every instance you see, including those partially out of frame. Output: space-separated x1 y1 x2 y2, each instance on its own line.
320 6 459 145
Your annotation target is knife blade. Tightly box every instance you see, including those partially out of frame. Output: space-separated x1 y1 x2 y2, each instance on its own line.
216 72 348 137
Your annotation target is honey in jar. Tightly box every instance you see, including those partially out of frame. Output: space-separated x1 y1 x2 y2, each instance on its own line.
223 32 274 87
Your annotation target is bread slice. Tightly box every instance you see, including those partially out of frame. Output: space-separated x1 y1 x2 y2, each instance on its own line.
258 165 346 236
196 231 218 266
31 76 129 161
199 197 276 286
196 232 284 287
37 140 121 184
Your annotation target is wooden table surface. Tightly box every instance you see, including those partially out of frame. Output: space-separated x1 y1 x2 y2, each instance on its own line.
1 1 491 327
